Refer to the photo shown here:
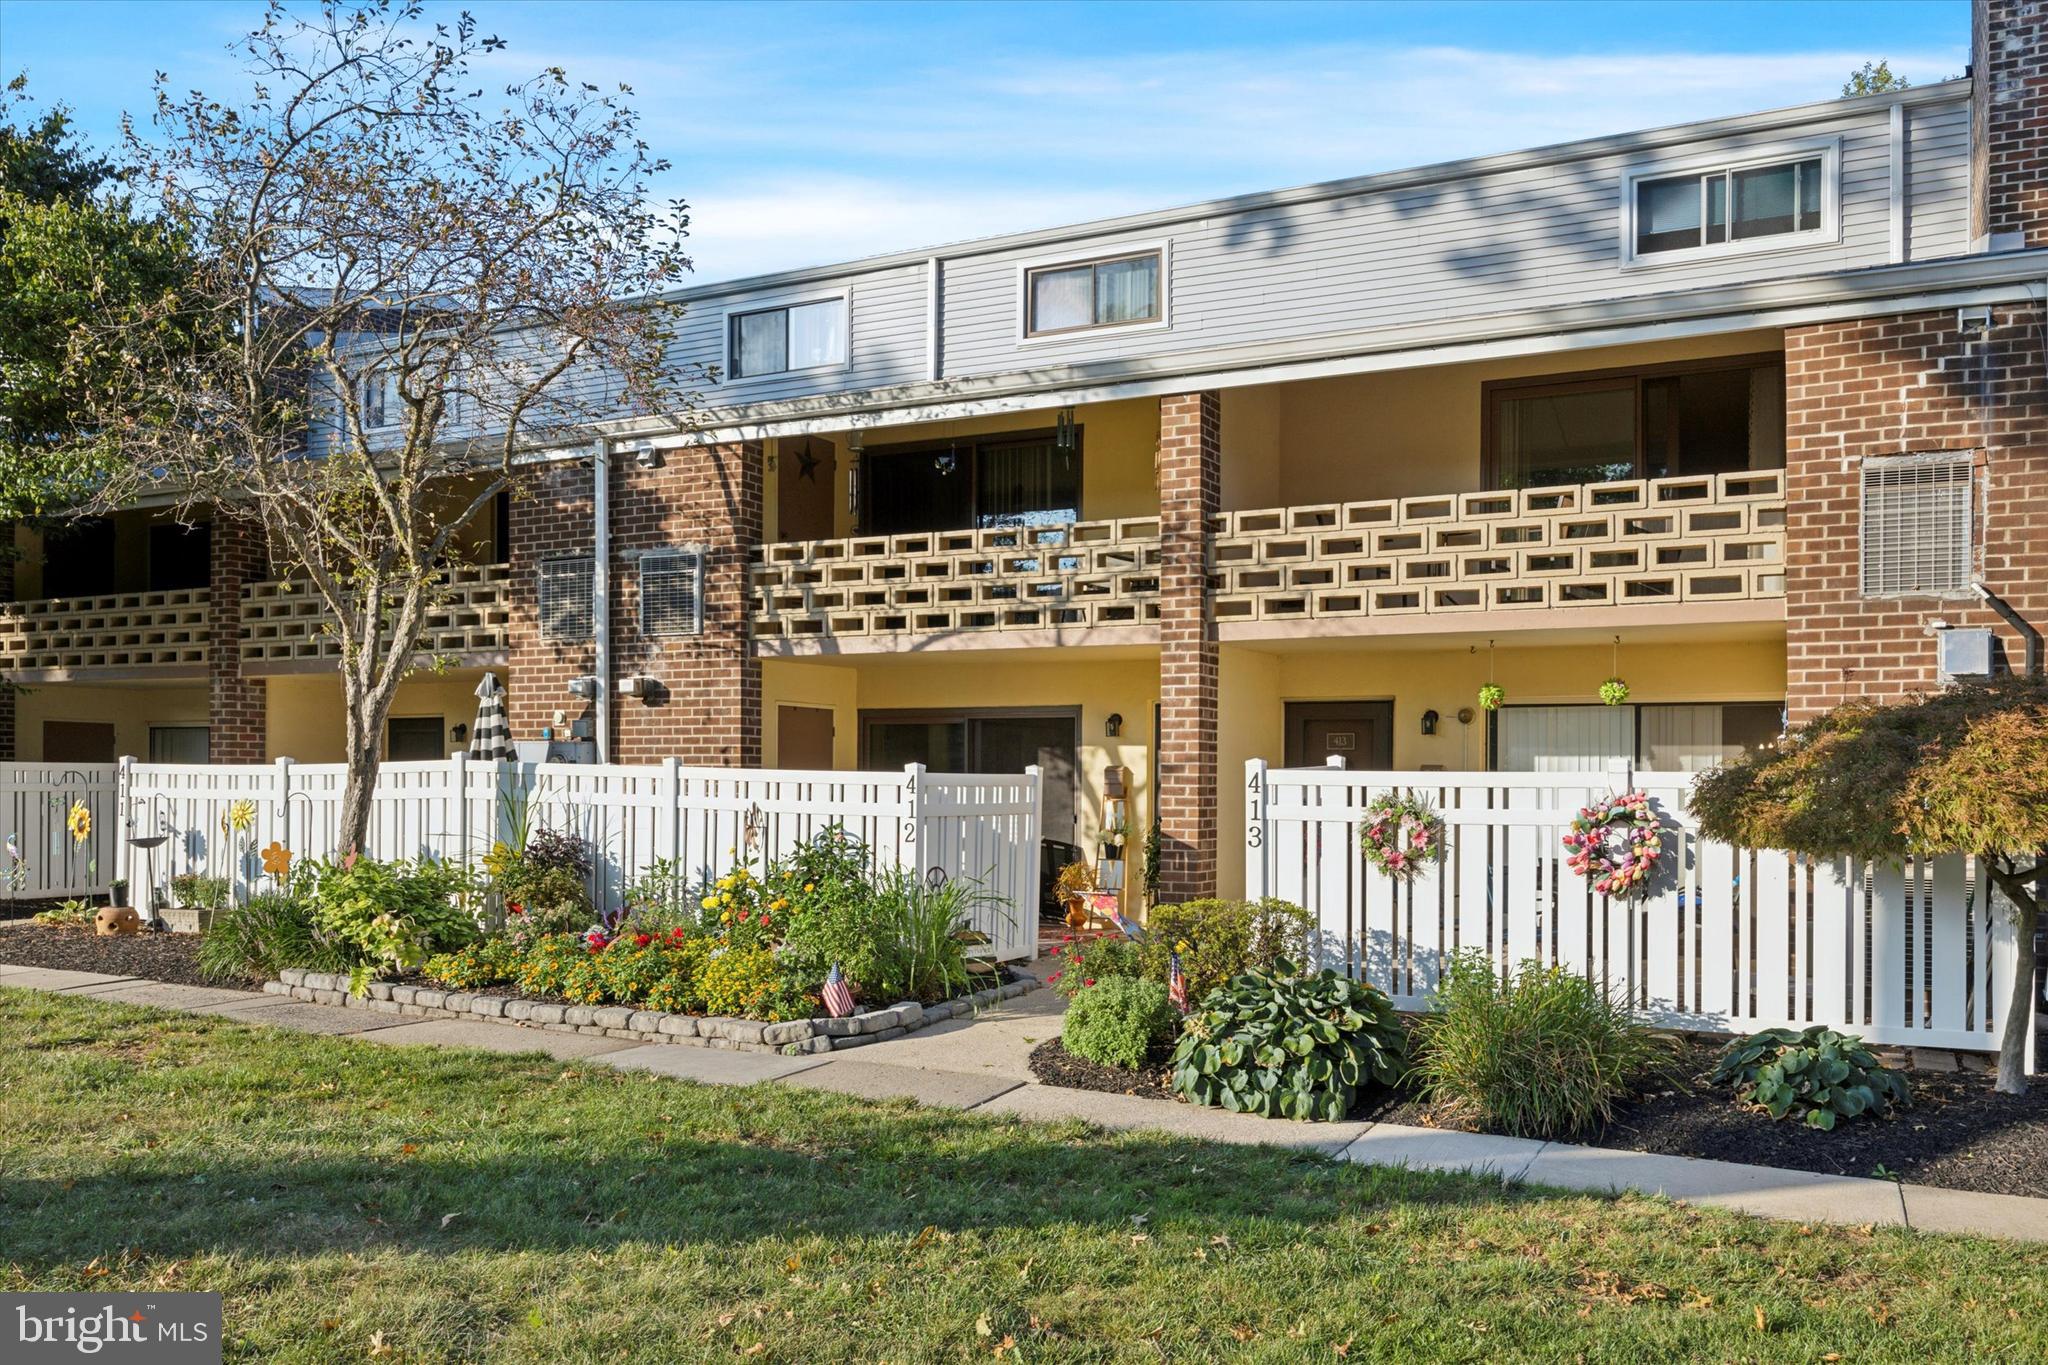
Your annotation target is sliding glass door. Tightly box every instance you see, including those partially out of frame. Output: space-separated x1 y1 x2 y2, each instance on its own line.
861 708 1078 842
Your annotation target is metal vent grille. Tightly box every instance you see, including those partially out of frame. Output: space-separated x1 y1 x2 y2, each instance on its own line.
1860 453 1974 597
639 549 704 637
537 555 594 641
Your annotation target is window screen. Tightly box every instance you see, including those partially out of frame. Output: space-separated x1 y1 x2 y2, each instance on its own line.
537 554 595 641
638 550 704 637
1860 453 1974 597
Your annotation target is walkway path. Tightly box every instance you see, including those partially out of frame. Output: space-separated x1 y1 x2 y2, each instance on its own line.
7 962 2043 1245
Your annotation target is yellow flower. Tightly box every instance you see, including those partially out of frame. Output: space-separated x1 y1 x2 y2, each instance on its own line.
700 895 719 910
720 910 733 924
803 882 815 894
771 898 788 911
1174 940 1191 954
65 802 91 844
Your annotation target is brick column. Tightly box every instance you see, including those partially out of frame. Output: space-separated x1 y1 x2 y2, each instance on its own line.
208 514 267 762
1783 303 2048 719
504 462 597 745
1156 392 1221 902
611 442 763 767
1971 0 2048 250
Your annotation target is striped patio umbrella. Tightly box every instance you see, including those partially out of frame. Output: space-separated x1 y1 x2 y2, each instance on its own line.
468 673 515 762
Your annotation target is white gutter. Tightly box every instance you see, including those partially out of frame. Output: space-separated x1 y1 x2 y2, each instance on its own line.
592 439 611 764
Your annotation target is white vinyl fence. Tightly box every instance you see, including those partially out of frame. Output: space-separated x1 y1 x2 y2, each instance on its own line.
1247 760 2032 1059
111 757 1042 960
0 763 121 900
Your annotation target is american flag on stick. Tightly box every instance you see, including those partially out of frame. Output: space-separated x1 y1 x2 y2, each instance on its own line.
822 963 855 1018
1167 951 1189 1013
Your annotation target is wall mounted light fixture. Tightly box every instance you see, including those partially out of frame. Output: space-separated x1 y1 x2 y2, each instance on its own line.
1420 709 1440 736
1104 712 1124 738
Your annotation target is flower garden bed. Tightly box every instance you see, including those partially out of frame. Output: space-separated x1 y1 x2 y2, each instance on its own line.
268 966 1038 1055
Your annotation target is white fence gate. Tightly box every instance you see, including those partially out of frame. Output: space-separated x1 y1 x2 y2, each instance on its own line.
0 763 121 900
1247 761 2031 1058
114 758 1042 961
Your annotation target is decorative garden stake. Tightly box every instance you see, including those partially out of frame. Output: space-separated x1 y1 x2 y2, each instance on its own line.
1360 792 1445 879
1562 790 1663 897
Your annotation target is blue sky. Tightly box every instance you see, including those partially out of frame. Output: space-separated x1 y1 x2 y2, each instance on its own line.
0 0 1969 282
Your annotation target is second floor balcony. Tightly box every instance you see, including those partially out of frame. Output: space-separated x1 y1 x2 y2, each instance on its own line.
239 563 513 672
0 589 211 681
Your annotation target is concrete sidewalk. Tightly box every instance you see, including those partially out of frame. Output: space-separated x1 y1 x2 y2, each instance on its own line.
7 963 2044 1244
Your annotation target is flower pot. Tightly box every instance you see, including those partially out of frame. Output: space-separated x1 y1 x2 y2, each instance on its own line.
1063 896 1088 929
161 906 221 935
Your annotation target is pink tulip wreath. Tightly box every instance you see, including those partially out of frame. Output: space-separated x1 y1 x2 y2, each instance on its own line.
1563 790 1663 898
1360 792 1445 880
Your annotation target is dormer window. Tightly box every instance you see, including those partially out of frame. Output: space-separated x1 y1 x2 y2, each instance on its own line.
359 370 396 429
1023 249 1163 338
729 297 848 379
1623 145 1835 264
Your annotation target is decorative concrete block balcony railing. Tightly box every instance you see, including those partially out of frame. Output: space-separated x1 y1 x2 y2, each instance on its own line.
238 563 512 670
1210 471 1786 627
0 590 210 679
750 518 1163 644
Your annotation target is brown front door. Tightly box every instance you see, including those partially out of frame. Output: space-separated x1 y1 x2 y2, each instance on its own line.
43 721 118 763
1284 702 1393 769
777 705 836 769
776 437 837 541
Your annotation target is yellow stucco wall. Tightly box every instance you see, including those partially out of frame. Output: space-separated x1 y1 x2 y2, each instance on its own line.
771 397 1162 541
266 670 493 762
762 652 1156 856
1212 632 1787 895
1222 329 1786 511
13 684 209 760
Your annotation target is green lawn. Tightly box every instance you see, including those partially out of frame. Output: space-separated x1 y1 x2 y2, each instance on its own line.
2 988 2043 1363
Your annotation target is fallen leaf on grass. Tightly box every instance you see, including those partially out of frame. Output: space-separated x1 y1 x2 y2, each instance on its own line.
439 1212 463 1230
1753 1306 1767 1334
975 1312 993 1338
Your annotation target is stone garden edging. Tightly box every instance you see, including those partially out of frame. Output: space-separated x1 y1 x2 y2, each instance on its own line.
269 968 1039 1055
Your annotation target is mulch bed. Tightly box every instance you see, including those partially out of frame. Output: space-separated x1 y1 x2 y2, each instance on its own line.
1028 1038 1178 1102
0 918 246 989
1030 1026 2046 1199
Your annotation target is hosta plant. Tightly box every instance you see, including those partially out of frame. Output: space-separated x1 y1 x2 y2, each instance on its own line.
1172 959 1405 1122
1710 1025 1910 1130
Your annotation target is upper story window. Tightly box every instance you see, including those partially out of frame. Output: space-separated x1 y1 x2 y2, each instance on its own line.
729 297 847 379
1625 146 1833 264
359 370 396 429
1024 249 1162 338
1486 354 1785 490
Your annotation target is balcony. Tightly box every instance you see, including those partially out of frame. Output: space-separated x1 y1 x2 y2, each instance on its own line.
239 563 513 672
0 590 211 681
1211 471 1785 636
751 518 1163 650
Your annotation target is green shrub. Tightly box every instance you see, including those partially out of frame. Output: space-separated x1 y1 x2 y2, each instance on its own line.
422 937 523 991
1047 931 1144 997
197 892 349 983
1710 1026 1910 1130
170 873 230 909
861 869 998 1004
1063 977 1178 1070
305 855 478 978
1411 952 1665 1140
489 828 594 940
1137 898 1315 1004
1172 960 1405 1121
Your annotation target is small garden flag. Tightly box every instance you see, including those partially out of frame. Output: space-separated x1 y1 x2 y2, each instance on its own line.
1168 951 1188 1013
822 963 855 1018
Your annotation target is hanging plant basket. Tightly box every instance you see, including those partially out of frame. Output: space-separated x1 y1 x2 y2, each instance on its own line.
1599 677 1631 707
1478 683 1505 712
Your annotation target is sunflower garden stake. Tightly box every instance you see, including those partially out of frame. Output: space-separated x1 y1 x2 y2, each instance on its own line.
1599 635 1630 707
66 800 95 893
220 798 258 906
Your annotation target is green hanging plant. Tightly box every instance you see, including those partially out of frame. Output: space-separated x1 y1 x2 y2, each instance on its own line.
1599 677 1630 707
1477 683 1505 712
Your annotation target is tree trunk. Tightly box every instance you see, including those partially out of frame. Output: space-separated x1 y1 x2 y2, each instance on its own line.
335 665 400 860
1990 856 2041 1097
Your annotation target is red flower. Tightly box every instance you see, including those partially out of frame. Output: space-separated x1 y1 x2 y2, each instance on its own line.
1083 978 1095 987
633 933 651 947
1048 945 1062 955
507 902 524 916
1047 971 1063 983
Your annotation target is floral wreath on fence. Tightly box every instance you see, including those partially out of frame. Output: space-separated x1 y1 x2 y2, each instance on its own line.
1359 793 1444 880
1563 790 1663 898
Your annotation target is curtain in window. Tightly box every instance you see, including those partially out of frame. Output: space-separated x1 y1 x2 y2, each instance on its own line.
1094 255 1157 324
1030 266 1093 333
976 440 1076 528
787 300 846 369
733 310 786 377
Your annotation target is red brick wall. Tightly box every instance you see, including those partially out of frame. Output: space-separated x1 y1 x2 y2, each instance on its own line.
609 442 762 767
1156 392 1221 901
1972 0 2048 248
207 515 268 762
1783 302 2048 719
504 462 597 746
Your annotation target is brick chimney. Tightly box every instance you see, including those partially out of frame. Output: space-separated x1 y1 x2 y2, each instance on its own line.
1972 0 2048 249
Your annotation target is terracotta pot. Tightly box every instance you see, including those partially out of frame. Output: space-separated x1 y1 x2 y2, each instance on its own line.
1063 897 1088 929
